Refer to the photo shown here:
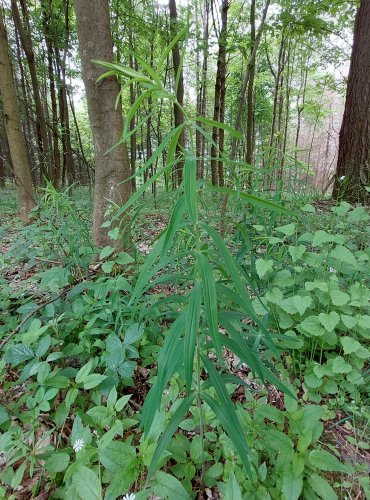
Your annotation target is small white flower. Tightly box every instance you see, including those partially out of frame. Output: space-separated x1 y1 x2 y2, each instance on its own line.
122 494 136 500
340 175 346 181
329 267 336 273
73 438 85 453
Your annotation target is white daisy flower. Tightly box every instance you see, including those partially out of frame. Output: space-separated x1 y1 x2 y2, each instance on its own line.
73 438 85 453
122 494 136 500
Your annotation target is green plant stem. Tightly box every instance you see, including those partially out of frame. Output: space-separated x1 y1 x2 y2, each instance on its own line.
196 333 205 490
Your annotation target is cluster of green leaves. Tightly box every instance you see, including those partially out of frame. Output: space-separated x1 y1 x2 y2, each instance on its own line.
244 201 369 408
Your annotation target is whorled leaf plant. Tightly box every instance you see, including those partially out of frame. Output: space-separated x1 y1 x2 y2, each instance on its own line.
95 30 296 491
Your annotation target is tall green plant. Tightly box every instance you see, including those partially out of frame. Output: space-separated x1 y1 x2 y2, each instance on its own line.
96 35 296 490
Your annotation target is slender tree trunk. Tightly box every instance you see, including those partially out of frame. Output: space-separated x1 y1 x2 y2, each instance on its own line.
128 12 137 192
75 0 131 247
0 7 35 223
11 0 51 180
41 1 61 187
244 0 256 190
333 0 370 203
0 142 5 187
210 0 228 186
231 0 270 159
195 0 210 178
169 0 185 186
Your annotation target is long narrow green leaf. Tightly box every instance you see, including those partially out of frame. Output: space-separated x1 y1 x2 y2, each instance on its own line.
197 253 222 360
146 394 195 484
94 60 153 83
184 282 202 391
129 52 163 86
207 185 296 216
158 27 188 72
165 124 185 187
129 236 164 305
203 223 257 319
201 391 252 479
141 313 187 431
161 196 186 258
184 156 197 224
196 116 243 140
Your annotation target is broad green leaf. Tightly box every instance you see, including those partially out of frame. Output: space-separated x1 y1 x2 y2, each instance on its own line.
124 324 144 345
330 289 350 306
102 261 114 273
275 223 296 236
152 471 189 500
340 336 362 355
319 311 340 332
75 359 94 384
307 474 338 500
332 356 352 374
292 295 312 315
99 246 115 260
255 259 273 278
288 245 306 262
282 464 303 500
184 283 202 391
309 449 351 473
83 373 107 390
330 245 357 267
115 252 134 265
312 231 335 247
4 344 34 366
45 453 70 473
99 441 137 472
300 316 326 337
72 466 101 500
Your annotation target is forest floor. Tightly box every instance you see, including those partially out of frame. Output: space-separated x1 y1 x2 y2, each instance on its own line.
0 186 369 500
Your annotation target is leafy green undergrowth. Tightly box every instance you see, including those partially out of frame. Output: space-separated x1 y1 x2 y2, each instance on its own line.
0 190 369 499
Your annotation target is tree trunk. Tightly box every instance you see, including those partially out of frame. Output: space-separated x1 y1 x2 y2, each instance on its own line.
11 0 51 181
75 0 131 247
333 0 370 203
210 0 228 186
41 1 61 187
0 7 35 223
169 0 185 186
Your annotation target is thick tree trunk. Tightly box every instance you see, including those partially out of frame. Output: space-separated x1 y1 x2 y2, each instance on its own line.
11 0 51 181
75 0 131 248
333 0 370 203
169 0 185 186
0 7 35 223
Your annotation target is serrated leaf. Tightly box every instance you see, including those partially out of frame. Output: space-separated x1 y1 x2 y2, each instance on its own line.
83 373 107 390
330 245 357 267
255 259 273 278
292 295 312 316
332 356 352 374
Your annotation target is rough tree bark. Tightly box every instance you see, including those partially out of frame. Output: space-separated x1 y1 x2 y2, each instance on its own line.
332 0 370 203
75 0 131 247
0 7 35 223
